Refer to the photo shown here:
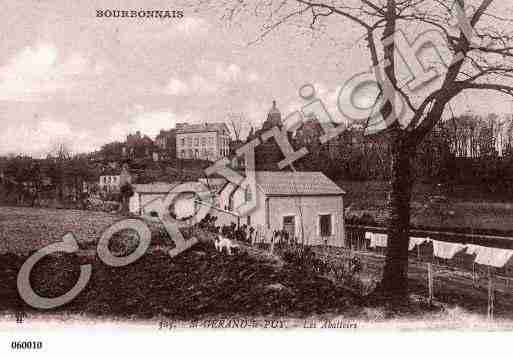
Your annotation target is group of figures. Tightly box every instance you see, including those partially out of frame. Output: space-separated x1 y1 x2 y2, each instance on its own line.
198 214 297 247
198 214 362 280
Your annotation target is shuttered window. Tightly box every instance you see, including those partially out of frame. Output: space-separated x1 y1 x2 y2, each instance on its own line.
319 214 332 237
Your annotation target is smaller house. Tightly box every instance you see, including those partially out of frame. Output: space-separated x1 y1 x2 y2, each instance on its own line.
155 129 177 160
218 171 346 246
129 182 207 219
125 131 156 159
129 182 178 216
99 164 132 193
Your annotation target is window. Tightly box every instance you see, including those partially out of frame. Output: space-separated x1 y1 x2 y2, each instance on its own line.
181 150 185 158
319 214 332 237
283 216 295 226
201 137 206 146
208 136 214 145
228 193 234 211
244 186 252 202
181 138 185 146
194 137 199 146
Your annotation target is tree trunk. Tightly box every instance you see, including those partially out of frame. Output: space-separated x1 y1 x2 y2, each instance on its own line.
380 135 416 300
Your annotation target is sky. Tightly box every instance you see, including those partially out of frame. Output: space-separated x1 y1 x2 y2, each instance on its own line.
1 0 512 158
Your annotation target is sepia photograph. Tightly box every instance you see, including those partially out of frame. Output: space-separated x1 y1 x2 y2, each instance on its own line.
1 0 513 355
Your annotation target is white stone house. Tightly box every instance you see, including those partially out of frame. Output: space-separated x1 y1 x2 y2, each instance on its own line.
217 171 346 246
129 183 177 216
129 182 206 219
99 165 131 194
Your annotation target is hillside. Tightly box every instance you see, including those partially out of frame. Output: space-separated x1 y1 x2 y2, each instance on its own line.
3 206 513 326
0 242 362 320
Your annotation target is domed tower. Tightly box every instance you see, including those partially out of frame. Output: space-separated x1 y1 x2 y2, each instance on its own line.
253 100 287 171
262 100 282 130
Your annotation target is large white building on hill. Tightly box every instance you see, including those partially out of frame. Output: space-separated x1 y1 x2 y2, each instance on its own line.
176 122 231 161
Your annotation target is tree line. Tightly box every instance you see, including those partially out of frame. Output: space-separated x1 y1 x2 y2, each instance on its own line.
289 114 513 194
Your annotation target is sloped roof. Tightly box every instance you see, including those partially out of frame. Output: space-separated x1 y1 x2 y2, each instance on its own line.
133 182 180 194
176 123 228 134
155 129 176 138
255 171 345 196
133 181 213 195
100 169 122 176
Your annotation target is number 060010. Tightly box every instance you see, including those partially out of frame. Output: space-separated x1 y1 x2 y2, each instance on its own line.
11 341 43 350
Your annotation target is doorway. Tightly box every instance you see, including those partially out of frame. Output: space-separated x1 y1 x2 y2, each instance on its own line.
282 215 295 239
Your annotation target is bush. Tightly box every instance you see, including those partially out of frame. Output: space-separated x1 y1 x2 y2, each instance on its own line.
107 229 140 257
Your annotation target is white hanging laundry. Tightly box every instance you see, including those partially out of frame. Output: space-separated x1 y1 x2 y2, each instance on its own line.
432 240 466 259
264 228 274 243
466 244 482 255
365 232 372 240
369 233 388 248
473 246 513 268
408 237 430 251
369 233 378 248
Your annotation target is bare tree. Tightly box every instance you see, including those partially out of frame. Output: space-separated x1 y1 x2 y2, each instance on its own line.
51 143 72 161
226 112 250 141
48 143 72 201
210 0 513 300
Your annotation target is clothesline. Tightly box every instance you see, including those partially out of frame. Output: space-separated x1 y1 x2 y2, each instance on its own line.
468 245 513 267
432 240 467 259
367 232 388 248
409 237 430 251
364 232 513 268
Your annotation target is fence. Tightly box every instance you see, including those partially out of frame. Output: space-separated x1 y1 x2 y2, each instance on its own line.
345 224 513 317
201 218 513 315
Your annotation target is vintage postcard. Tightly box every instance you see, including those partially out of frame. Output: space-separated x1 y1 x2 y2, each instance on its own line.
1 0 513 355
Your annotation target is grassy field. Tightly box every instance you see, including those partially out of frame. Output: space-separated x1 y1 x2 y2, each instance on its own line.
2 205 512 325
339 180 513 231
0 206 366 320
0 207 124 255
